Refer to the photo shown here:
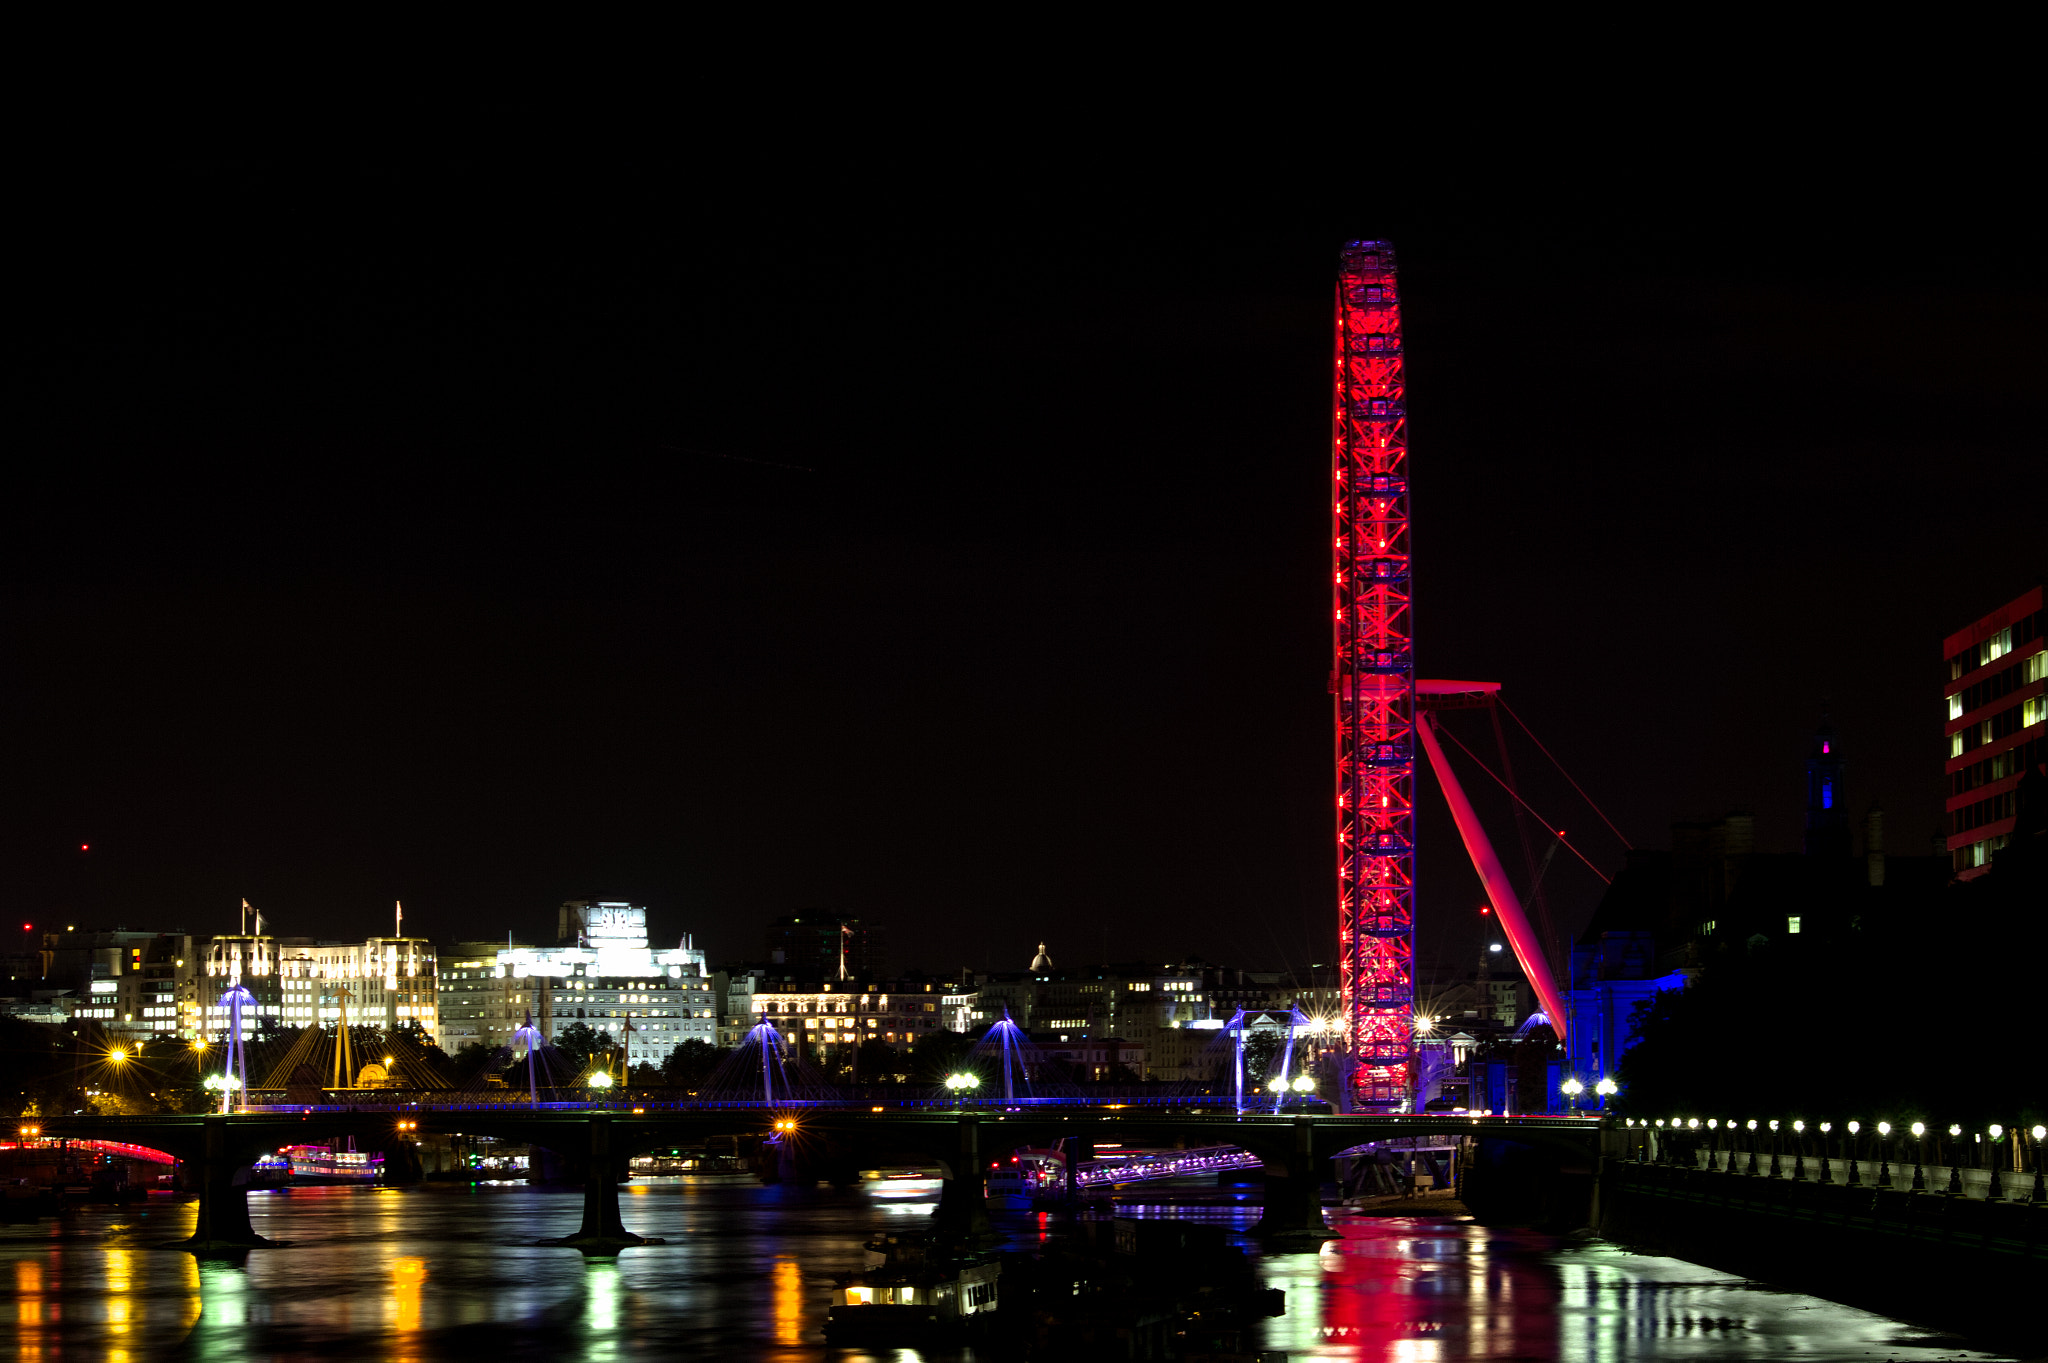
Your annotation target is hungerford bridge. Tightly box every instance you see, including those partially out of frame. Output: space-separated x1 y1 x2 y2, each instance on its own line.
34 1099 1599 1255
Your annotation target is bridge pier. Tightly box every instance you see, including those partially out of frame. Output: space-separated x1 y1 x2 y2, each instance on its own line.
180 1116 275 1254
541 1116 665 1255
930 1115 996 1244
1250 1117 1338 1244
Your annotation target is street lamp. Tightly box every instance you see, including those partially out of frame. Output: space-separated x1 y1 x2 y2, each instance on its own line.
1790 1120 1806 1181
2032 1126 2047 1205
1292 1074 1316 1094
108 1049 126 1063
945 1073 980 1104
1745 1119 1759 1176
1818 1122 1833 1184
1266 1076 1289 1095
1909 1121 1929 1192
587 1071 614 1090
1560 1076 1583 1112
1988 1125 2008 1201
1847 1121 1862 1186
1944 1123 1963 1195
1876 1122 1893 1188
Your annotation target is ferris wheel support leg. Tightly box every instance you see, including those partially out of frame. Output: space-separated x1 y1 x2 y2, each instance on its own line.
1415 712 1569 1039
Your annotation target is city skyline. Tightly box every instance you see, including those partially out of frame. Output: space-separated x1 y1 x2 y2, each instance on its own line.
7 157 2042 981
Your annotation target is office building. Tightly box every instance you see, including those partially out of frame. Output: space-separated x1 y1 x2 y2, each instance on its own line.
1945 585 2048 877
494 901 714 1069
765 915 885 980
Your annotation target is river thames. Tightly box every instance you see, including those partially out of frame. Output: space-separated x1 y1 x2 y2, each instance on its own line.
2 1180 2015 1360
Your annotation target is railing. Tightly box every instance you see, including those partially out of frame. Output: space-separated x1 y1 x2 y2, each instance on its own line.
1622 1118 2048 1203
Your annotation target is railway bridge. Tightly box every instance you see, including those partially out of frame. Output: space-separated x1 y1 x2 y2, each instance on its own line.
34 1105 1601 1254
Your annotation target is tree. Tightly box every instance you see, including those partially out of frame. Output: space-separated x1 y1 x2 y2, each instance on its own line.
1243 1031 1283 1089
910 1029 976 1084
449 1041 499 1083
856 1038 909 1082
660 1039 726 1089
551 1022 618 1074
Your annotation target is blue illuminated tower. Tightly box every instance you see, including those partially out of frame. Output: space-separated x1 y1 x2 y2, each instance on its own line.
1804 714 1848 858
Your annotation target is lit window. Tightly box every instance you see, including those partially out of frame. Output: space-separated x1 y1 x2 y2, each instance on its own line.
2029 653 2048 685
2025 696 2047 728
1949 694 1964 720
1786 916 1802 935
1951 732 1965 758
1700 920 1716 936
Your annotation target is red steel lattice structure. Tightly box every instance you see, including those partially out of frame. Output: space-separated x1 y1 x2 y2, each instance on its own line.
1331 240 1414 1111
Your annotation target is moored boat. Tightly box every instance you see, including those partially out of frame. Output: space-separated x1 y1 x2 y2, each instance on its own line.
825 1231 1001 1343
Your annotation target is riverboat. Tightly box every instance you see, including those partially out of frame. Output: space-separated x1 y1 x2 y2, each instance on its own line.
824 1231 1001 1343
281 1140 383 1184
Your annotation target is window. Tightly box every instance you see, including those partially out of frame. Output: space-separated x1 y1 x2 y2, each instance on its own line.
1951 732 1965 759
2026 696 2047 728
2029 652 2048 685
1949 693 1964 720
1787 916 1802 935
1700 920 1716 936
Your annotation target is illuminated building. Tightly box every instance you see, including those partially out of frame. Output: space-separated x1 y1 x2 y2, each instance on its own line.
493 902 713 1069
205 931 439 1040
1944 585 2047 877
433 939 530 1054
735 977 960 1065
971 953 1219 1081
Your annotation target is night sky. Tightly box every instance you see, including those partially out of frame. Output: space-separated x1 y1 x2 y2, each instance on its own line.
6 145 2042 981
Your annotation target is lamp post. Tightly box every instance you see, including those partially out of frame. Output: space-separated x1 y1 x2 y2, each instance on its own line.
1768 1119 1782 1178
1847 1121 1862 1186
1909 1121 1928 1192
1944 1124 1963 1195
1595 1076 1618 1115
1877 1122 1893 1188
1745 1119 1760 1176
1706 1119 1720 1172
2031 1126 2047 1204
945 1072 980 1109
1560 1076 1584 1113
1791 1120 1806 1181
1988 1125 2007 1201
1817 1122 1832 1184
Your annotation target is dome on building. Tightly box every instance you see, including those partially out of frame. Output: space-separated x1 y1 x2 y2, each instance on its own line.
1030 942 1053 972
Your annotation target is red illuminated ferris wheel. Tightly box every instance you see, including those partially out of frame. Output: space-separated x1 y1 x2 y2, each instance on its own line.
1330 243 1572 1111
1330 241 1417 1110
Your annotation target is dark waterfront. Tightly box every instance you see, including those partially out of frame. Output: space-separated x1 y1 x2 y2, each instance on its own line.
0 1180 2012 1361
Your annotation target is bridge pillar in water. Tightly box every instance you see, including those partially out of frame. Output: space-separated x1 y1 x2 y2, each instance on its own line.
181 1115 273 1253
542 1115 663 1255
1251 1117 1338 1243
931 1116 996 1244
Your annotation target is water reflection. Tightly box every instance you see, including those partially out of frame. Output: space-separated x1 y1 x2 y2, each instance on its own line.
0 1181 2020 1360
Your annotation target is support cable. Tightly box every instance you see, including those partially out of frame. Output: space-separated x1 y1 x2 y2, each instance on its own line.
1498 698 1634 850
1433 725 1613 884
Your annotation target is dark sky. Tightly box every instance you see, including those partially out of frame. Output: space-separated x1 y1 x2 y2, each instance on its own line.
5 143 2041 980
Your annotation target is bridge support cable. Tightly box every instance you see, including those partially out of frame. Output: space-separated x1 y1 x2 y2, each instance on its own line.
1498 697 1634 851
1332 240 1415 1113
1488 695 1564 983
1415 711 1570 1039
1426 715 1612 885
